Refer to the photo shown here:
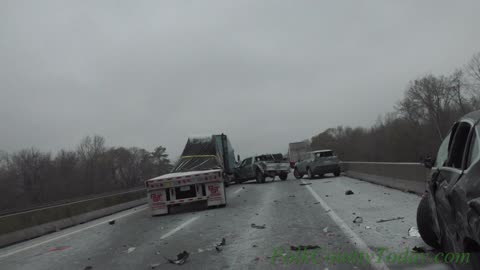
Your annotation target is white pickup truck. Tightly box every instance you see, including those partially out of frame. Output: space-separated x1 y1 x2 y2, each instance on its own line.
234 153 291 183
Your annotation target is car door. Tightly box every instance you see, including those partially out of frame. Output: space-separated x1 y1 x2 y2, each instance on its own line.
311 152 322 173
242 157 254 179
237 158 249 180
433 121 473 250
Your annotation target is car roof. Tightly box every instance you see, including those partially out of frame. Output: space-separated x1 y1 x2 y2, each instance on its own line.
461 110 480 123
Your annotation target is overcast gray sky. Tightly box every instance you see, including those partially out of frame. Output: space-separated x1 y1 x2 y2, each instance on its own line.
1 0 480 159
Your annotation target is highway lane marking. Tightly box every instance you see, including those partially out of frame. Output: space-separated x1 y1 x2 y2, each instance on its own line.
301 180 391 270
0 205 148 260
160 216 199 240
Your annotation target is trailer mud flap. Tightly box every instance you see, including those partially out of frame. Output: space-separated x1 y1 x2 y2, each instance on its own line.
206 182 226 206
148 189 168 215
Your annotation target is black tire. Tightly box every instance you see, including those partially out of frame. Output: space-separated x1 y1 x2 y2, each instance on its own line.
256 170 265 184
334 170 340 177
279 173 288 181
293 168 303 179
417 196 441 249
307 167 315 179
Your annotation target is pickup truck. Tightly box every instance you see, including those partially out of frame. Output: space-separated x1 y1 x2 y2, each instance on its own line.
293 150 341 179
234 153 291 183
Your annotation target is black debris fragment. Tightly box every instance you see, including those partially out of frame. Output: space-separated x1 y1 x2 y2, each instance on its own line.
314 202 320 205
290 245 320 251
345 190 354 195
300 183 312 186
150 263 161 269
412 246 426 253
108 220 115 225
84 266 93 270
353 217 363 224
165 251 189 265
216 237 226 252
376 217 404 223
289 195 296 198
325 195 329 197
251 223 266 229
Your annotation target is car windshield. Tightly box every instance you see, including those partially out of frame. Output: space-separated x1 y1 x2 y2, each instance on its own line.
2 2 480 270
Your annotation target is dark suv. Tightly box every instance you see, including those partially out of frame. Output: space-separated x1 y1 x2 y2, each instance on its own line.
417 110 480 267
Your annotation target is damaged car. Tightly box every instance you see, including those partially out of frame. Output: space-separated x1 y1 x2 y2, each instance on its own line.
234 154 291 183
417 110 480 267
293 150 341 179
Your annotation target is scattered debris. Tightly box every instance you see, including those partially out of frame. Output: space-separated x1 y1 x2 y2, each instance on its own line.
353 217 363 224
215 238 226 252
300 183 312 186
84 266 93 270
325 195 329 197
150 263 160 269
289 195 296 198
251 223 266 229
197 248 204 253
376 217 404 223
412 246 426 253
290 245 320 251
368 199 371 202
273 200 278 203
365 226 371 230
408 227 420 237
352 212 356 215
165 251 189 265
384 192 390 195
48 246 70 252
108 220 116 225
326 232 336 237
345 190 354 195
252 244 257 248
242 187 245 189
323 227 329 233
325 209 331 213
255 213 259 215
314 202 320 204
126 247 136 254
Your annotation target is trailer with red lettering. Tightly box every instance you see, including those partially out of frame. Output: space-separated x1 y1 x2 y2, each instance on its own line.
145 134 235 215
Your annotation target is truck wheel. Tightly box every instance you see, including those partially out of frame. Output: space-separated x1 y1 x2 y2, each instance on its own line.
417 196 441 249
307 168 315 179
293 168 303 179
280 173 288 181
334 170 340 177
256 170 265 184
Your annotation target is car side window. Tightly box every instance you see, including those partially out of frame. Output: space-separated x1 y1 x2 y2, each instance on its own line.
446 122 472 169
435 132 451 168
466 129 479 169
245 157 253 165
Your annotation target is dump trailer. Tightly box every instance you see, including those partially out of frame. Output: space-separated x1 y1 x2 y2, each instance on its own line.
145 134 236 216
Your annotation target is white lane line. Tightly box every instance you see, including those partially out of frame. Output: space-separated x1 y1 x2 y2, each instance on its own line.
301 180 391 270
160 216 199 240
233 188 244 194
0 205 148 260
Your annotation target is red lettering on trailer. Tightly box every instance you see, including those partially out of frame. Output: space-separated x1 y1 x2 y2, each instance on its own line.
208 185 219 195
150 193 163 202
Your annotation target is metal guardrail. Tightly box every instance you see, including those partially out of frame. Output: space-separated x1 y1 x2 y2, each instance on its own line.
0 186 145 218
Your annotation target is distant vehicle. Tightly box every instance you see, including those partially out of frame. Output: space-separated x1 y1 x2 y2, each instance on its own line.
288 140 311 168
417 110 480 267
293 150 341 179
234 153 291 183
145 134 236 215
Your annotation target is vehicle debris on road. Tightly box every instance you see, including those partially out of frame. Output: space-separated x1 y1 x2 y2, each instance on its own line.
353 217 363 224
345 190 354 195
150 263 161 269
251 223 266 229
165 251 189 265
84 266 93 270
215 238 226 252
126 247 136 254
108 220 115 225
290 245 320 251
412 246 426 253
408 227 420 237
323 227 328 233
300 183 312 186
376 217 404 223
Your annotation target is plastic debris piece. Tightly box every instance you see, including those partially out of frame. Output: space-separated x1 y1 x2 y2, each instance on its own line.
377 217 404 223
127 247 136 254
365 226 371 230
408 227 420 237
345 190 354 195
323 227 329 233
290 245 320 251
150 263 160 269
84 266 93 270
108 220 115 225
314 202 320 204
251 223 266 229
353 217 363 224
412 246 426 253
165 251 189 265
300 183 312 186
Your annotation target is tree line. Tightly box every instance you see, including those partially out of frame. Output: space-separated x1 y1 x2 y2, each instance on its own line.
311 52 480 162
0 135 172 212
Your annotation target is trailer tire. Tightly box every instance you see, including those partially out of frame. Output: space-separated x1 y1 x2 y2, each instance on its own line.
280 173 288 181
334 170 340 177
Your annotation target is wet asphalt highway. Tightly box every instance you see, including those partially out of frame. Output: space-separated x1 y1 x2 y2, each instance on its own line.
0 175 455 270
